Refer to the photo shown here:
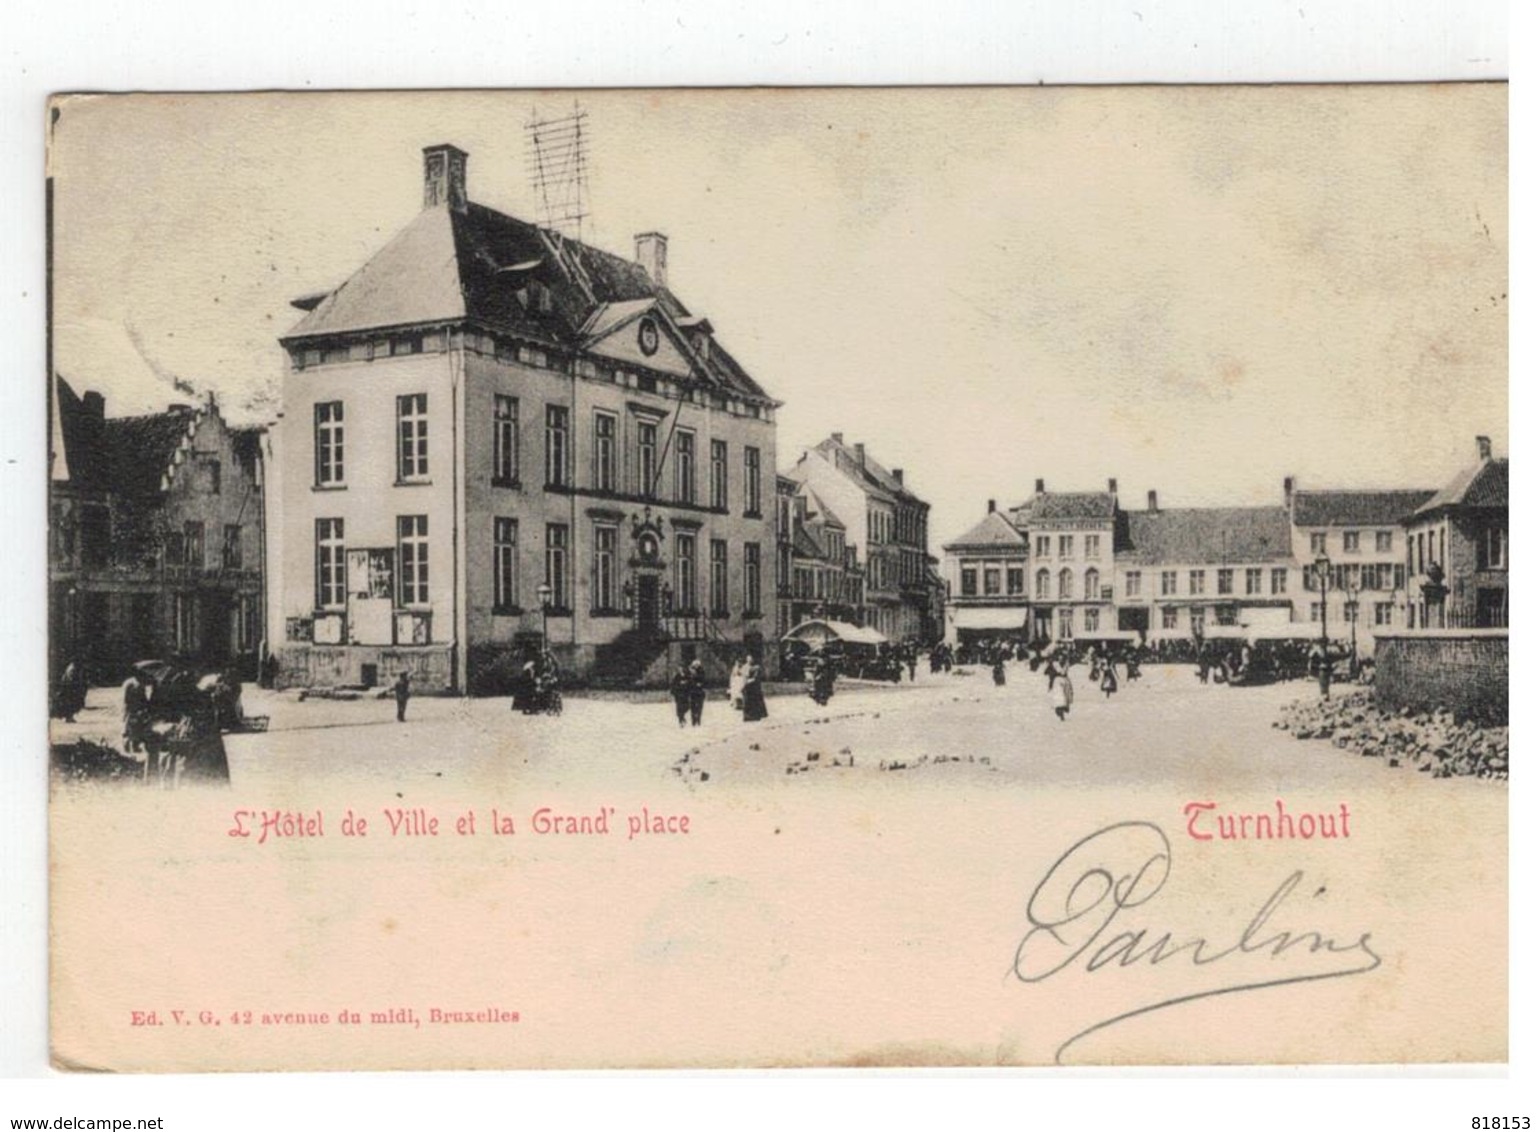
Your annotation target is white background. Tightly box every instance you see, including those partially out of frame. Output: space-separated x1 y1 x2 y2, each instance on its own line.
0 0 1522 1127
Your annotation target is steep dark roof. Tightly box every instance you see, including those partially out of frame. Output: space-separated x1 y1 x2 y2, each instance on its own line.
285 200 772 403
800 487 846 531
791 521 826 560
1011 492 1118 523
1413 458 1507 517
101 407 200 497
52 377 111 491
943 510 1028 551
1122 507 1294 566
1291 489 1435 527
807 436 922 504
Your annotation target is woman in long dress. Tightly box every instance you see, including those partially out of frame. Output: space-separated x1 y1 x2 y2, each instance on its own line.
1051 668 1074 722
728 657 747 712
740 657 769 722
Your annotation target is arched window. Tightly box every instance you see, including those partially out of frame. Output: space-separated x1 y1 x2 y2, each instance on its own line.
1085 568 1100 601
1035 568 1050 600
1058 567 1074 600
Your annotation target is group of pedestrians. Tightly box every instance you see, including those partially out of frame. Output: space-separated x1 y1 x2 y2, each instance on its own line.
668 653 770 727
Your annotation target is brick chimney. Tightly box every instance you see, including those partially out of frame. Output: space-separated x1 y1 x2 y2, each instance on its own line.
422 144 469 211
1147 489 1158 513
830 432 844 445
987 498 996 513
1477 435 1493 462
81 391 105 421
854 443 866 469
1283 476 1295 512
635 232 668 288
1034 478 1045 494
893 468 904 486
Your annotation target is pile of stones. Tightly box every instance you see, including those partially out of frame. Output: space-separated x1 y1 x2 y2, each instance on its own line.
1274 691 1508 780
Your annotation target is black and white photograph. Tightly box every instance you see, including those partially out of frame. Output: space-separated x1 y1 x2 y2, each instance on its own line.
37 85 1509 1077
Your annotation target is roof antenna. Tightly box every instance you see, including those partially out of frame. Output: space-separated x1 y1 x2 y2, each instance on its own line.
526 100 590 242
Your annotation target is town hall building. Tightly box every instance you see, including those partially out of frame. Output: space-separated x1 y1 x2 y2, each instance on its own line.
268 144 780 691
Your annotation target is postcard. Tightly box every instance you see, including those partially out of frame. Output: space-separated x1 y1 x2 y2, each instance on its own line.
45 86 1507 1071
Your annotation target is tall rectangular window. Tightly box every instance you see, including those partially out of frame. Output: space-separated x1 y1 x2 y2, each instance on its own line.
316 518 345 609
1084 607 1100 633
710 440 728 510
493 395 518 484
1271 567 1289 594
1189 608 1206 636
593 411 616 492
1125 570 1142 598
593 524 617 611
1058 534 1074 558
1343 530 1361 554
545 405 570 488
184 521 205 569
1007 566 1025 595
493 518 518 611
1244 567 1262 595
1310 531 1327 555
1375 530 1393 553
222 524 242 569
744 447 762 515
1162 606 1179 630
675 533 698 612
638 421 658 498
1161 570 1178 596
675 430 696 504
545 523 569 610
744 542 762 615
398 516 429 605
1085 534 1101 558
1217 568 1234 595
1035 535 1051 558
397 394 428 481
1188 569 1206 595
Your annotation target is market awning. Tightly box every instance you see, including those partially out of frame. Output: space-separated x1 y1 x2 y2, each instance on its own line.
950 606 1029 631
782 619 889 646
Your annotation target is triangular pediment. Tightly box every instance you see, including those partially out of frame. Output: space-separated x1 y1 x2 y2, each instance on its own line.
582 301 698 379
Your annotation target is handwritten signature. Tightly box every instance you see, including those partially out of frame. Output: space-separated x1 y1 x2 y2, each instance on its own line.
1010 821 1382 1064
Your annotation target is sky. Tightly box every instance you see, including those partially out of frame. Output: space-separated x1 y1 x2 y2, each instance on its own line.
48 86 1507 545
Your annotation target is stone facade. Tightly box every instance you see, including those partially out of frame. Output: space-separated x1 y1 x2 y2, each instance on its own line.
269 144 780 691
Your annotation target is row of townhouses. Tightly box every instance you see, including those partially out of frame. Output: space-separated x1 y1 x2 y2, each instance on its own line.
48 143 947 691
942 440 1508 650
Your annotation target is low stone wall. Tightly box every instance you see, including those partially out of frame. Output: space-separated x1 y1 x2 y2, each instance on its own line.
1372 629 1507 725
277 644 456 693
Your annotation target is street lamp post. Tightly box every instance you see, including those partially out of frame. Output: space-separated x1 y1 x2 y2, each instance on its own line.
1314 552 1332 698
536 581 553 656
1345 577 1361 675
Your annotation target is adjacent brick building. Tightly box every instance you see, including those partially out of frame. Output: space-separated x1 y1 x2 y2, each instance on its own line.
49 377 266 680
782 434 940 642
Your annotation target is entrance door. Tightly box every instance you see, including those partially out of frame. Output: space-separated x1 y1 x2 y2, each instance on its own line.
1476 587 1507 628
637 575 661 631
200 591 232 667
1031 608 1052 642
